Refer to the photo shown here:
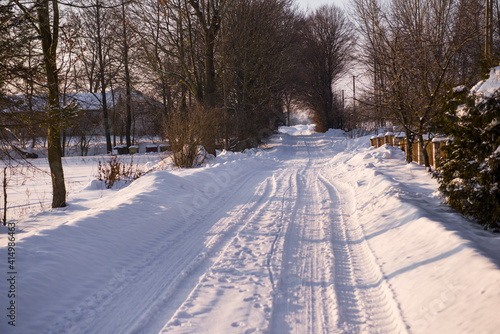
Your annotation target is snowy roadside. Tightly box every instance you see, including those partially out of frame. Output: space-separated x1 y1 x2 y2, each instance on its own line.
322 138 500 333
1 125 499 333
0 154 165 225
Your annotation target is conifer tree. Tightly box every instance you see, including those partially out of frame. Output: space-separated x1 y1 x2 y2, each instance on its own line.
435 83 500 228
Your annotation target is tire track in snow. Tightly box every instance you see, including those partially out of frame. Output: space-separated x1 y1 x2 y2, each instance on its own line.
158 170 294 333
269 138 340 334
133 171 282 333
267 173 292 291
318 174 411 334
44 167 274 334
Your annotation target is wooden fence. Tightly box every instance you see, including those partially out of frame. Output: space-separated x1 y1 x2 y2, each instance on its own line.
370 133 448 167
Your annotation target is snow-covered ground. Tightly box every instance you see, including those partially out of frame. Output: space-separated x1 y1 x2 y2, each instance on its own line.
1 125 499 333
0 153 165 222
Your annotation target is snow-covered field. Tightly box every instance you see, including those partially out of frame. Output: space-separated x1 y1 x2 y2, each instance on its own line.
0 153 166 222
1 125 499 333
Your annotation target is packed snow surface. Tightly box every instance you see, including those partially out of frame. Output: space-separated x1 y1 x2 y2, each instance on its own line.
1 125 500 333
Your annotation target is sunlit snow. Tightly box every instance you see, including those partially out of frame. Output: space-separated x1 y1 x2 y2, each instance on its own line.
1 126 499 333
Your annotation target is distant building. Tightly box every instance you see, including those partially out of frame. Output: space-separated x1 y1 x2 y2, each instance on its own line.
1 87 163 142
62 87 163 138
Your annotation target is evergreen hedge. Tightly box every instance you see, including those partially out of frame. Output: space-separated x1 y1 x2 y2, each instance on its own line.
435 86 500 228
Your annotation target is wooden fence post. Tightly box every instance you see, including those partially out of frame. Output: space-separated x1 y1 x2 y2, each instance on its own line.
377 134 384 147
385 132 394 146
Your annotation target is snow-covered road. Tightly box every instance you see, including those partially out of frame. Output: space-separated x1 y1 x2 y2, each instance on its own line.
1 126 500 333
159 135 409 333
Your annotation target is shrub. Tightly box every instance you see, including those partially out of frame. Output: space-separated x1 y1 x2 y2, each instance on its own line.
166 105 218 168
97 156 146 189
435 87 500 228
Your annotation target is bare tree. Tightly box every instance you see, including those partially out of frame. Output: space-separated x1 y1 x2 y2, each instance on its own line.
94 0 113 153
14 0 66 207
134 0 223 154
66 1 124 153
187 0 224 109
1 2 46 151
223 0 298 149
296 5 355 133
120 0 133 147
353 0 484 166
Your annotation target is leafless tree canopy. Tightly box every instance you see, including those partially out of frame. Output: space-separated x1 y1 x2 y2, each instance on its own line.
2 0 499 176
295 5 355 132
352 0 497 165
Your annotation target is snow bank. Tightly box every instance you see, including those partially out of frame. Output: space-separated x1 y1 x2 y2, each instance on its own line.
0 144 281 333
471 65 500 98
323 138 500 334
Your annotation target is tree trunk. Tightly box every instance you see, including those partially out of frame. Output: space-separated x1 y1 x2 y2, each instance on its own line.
188 0 220 156
418 134 432 170
61 130 66 157
201 24 218 156
37 0 66 208
405 129 414 163
204 33 217 109
122 1 132 148
96 2 112 153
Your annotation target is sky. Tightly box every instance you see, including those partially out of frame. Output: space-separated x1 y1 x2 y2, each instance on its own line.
296 0 348 12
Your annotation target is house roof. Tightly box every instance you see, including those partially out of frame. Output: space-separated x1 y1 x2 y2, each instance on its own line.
2 87 159 113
